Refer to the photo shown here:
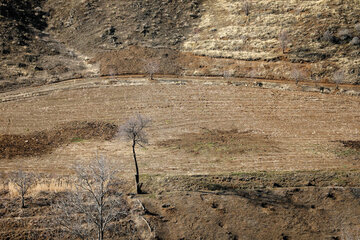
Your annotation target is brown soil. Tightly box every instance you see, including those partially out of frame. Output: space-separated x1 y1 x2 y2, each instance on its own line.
1 173 359 240
0 78 359 174
0 121 117 159
1 1 360 238
0 75 359 239
158 129 279 156
139 185 360 240
0 190 139 240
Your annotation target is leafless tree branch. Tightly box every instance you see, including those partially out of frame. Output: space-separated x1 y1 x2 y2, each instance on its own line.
53 156 127 240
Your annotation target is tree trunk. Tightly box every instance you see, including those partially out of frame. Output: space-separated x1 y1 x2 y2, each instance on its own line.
21 195 25 208
132 141 142 194
98 230 104 240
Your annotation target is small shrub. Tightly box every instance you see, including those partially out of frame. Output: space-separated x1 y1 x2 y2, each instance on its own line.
322 30 333 42
337 29 352 41
355 23 360 33
350 37 360 46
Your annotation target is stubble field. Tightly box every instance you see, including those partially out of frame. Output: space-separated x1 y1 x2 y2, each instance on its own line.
0 76 359 176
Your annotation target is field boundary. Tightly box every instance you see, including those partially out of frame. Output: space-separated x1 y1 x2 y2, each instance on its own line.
1 75 360 103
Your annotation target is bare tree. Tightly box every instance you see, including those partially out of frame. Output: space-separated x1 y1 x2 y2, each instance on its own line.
10 170 37 208
242 1 252 16
119 114 151 194
144 59 160 80
279 30 289 54
240 34 249 45
290 68 306 85
53 156 126 240
333 69 345 90
311 75 321 87
223 70 233 79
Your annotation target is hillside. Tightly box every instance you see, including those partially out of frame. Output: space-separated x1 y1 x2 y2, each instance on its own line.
1 0 359 92
1 1 360 239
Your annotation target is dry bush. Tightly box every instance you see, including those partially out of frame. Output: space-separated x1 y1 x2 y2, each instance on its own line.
322 30 334 42
350 37 360 45
338 29 352 41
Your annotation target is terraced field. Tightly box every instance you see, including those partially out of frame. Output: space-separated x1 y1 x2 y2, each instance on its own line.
0 76 359 176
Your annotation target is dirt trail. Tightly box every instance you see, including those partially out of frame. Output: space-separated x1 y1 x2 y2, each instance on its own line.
1 75 360 104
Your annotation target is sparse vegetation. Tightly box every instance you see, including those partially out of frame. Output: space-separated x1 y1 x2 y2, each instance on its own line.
1 0 360 239
53 156 126 240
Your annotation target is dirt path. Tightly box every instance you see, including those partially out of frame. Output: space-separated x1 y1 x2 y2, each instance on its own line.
1 74 360 103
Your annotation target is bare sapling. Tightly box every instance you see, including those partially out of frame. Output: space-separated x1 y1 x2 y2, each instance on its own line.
223 70 233 79
10 170 37 208
290 68 306 85
144 59 160 80
53 156 126 240
242 1 252 16
118 114 151 194
279 30 289 54
333 69 345 90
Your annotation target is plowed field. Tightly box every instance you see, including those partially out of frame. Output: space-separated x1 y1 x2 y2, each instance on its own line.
0 76 359 175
